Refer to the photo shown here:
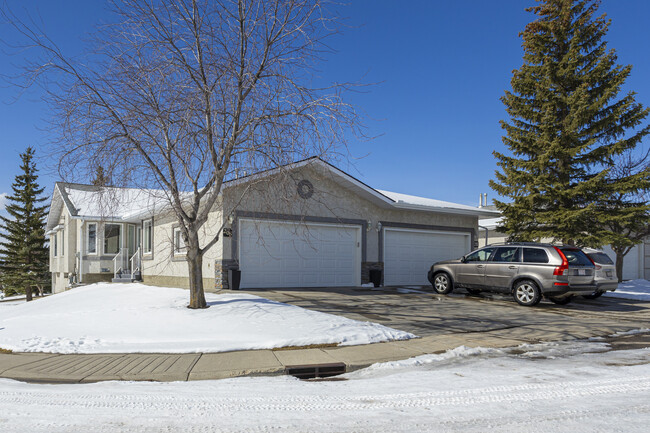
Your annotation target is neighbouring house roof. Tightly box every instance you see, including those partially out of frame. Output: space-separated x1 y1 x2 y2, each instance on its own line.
46 157 498 230
479 217 503 230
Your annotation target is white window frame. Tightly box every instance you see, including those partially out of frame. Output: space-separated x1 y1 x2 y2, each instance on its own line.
87 222 98 255
60 229 65 257
173 226 187 256
143 219 153 255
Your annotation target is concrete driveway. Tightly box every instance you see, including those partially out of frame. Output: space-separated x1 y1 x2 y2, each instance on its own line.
242 286 650 342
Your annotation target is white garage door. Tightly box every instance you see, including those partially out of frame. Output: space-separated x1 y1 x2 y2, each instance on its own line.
601 244 643 280
383 228 471 286
238 219 361 289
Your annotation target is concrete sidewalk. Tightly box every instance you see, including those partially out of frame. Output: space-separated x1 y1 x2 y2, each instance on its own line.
1 325 647 384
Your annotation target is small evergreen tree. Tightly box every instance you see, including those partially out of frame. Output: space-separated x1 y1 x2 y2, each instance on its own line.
0 147 50 300
490 0 650 246
92 165 110 186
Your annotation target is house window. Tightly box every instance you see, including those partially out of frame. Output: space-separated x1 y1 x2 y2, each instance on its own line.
53 234 58 257
104 224 121 255
173 227 187 255
143 219 153 254
87 223 97 254
61 229 65 256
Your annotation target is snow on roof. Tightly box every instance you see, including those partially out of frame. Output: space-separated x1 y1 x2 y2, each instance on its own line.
377 190 497 216
61 183 171 221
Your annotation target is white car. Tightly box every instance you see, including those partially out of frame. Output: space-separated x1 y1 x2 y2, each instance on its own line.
582 248 618 299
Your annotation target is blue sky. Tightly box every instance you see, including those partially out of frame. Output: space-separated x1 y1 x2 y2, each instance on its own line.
1 0 649 209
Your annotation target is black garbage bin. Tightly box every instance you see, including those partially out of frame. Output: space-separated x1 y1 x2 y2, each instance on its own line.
229 268 241 290
369 269 382 288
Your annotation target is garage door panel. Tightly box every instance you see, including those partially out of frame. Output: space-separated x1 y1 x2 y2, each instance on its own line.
601 244 642 280
384 229 470 286
239 219 360 289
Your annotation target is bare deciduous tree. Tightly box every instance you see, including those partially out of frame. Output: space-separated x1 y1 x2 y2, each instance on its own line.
598 149 650 282
2 0 362 308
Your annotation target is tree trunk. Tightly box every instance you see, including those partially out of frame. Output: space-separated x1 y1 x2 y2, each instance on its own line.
615 252 625 283
25 286 33 302
186 229 208 309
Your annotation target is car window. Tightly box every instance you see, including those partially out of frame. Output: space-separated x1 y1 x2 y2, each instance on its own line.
561 248 593 266
465 247 496 262
492 247 519 262
523 248 549 263
587 252 614 265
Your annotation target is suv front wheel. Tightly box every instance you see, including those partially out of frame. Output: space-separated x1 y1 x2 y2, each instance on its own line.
513 280 541 306
432 272 454 295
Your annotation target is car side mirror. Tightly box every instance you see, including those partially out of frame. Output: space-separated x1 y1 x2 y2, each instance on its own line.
460 256 466 263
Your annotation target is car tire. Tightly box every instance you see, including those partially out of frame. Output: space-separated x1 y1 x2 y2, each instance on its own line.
513 280 541 306
432 273 454 295
548 295 572 305
466 288 482 296
582 291 604 300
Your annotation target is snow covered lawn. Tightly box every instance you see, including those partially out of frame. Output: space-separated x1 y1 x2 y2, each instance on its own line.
0 283 414 353
0 341 648 432
605 279 650 301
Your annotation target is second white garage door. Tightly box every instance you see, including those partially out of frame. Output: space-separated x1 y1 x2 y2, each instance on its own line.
383 228 471 286
238 219 361 289
601 244 644 280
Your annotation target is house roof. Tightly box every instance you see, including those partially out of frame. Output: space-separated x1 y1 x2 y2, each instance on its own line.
46 182 170 230
46 157 498 229
377 190 497 216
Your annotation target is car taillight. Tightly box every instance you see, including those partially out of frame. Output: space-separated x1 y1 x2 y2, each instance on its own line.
553 246 569 276
594 264 602 270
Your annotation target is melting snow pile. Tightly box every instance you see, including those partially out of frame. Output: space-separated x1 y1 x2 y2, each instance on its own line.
606 279 650 301
0 283 414 354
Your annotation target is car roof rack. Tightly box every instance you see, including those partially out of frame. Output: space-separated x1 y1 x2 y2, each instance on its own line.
485 241 564 247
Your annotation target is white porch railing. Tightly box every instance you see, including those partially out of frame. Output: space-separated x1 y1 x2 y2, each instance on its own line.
130 247 142 280
113 248 129 279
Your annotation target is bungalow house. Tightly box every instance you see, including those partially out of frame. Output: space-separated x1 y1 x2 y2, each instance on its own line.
46 158 498 293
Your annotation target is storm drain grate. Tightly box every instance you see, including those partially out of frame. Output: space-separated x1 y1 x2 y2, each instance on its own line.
285 362 346 379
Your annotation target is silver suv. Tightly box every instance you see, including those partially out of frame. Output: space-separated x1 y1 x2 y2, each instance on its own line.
427 243 597 306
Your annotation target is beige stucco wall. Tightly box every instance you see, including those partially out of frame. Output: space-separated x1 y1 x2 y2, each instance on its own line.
140 207 223 292
49 209 79 293
221 165 478 265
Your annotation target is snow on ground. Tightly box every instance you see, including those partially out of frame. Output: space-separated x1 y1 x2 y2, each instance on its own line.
605 279 650 301
0 283 414 354
0 340 648 433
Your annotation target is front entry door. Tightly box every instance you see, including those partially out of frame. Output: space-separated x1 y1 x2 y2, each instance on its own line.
127 225 136 260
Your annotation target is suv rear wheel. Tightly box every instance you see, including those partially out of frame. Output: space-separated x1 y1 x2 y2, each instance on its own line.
432 272 453 295
513 280 541 306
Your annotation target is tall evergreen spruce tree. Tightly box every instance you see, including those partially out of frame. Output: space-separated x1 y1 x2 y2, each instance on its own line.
490 0 650 246
0 147 50 300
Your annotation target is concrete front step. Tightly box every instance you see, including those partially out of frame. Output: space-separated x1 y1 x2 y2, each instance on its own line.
112 277 134 283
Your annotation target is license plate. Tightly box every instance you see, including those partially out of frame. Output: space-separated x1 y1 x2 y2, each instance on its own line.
577 269 586 276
